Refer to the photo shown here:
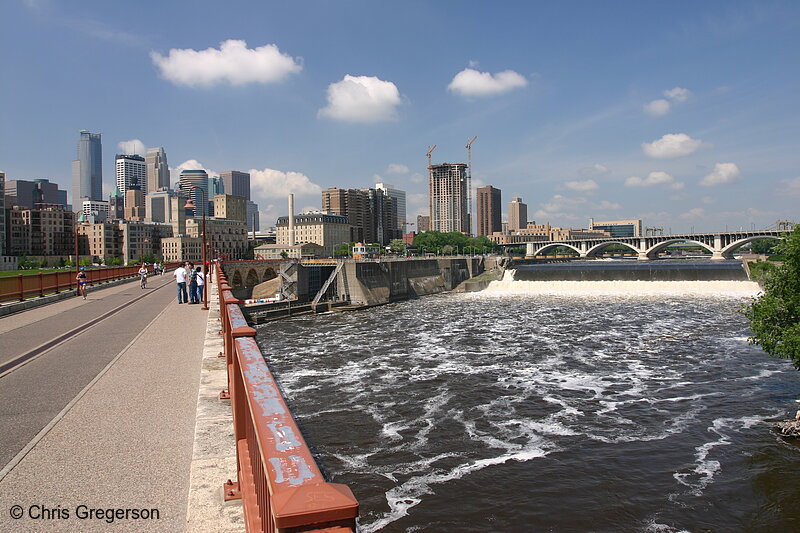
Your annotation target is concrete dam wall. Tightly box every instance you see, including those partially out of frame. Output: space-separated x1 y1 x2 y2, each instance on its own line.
511 259 748 282
340 258 483 306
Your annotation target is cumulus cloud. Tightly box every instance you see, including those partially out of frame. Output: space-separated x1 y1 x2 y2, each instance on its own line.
318 75 402 123
150 39 302 87
664 87 691 103
644 99 670 116
387 163 409 175
565 179 599 192
598 200 622 210
643 87 691 116
248 168 322 201
118 139 146 156
642 133 703 159
625 171 683 190
699 162 740 186
679 207 705 220
780 176 800 197
447 68 527 97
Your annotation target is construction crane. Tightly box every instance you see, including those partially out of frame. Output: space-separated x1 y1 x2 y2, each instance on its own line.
426 145 437 169
465 136 477 234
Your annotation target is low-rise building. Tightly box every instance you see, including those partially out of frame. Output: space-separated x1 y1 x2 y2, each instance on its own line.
254 242 325 260
6 205 75 256
276 212 350 257
186 217 248 260
161 236 203 262
77 221 121 261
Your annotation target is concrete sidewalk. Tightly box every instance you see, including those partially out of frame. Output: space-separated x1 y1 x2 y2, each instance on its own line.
0 275 222 531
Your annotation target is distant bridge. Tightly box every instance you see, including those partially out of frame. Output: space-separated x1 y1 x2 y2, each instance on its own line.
508 230 791 260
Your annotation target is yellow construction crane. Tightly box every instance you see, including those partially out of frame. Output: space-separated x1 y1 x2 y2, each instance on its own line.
426 145 437 169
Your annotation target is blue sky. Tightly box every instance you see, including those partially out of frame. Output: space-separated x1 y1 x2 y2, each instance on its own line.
1 0 798 232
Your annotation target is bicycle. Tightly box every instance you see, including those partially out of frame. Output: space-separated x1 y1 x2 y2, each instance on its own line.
140 274 147 289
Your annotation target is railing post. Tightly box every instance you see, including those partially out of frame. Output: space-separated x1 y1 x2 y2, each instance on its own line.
18 274 24 301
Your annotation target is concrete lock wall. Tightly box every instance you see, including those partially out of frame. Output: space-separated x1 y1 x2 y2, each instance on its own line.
342 258 484 306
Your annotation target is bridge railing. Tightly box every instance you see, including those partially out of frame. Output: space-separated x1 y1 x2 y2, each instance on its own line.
216 263 359 533
0 262 182 304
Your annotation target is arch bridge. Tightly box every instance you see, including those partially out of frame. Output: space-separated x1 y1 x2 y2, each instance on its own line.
514 230 790 261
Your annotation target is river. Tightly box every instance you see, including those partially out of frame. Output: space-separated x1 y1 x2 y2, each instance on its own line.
256 277 800 532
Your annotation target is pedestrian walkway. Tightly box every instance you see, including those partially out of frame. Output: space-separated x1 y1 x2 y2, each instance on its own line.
0 270 229 532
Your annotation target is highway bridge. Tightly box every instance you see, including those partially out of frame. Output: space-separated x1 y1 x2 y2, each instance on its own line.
509 229 791 260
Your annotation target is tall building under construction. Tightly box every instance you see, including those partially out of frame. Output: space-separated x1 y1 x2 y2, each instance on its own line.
428 163 469 234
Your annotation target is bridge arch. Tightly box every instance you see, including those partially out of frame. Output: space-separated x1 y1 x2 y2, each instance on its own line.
585 241 640 258
245 268 260 288
231 270 243 289
644 239 715 259
720 235 784 256
531 243 582 258
262 267 277 282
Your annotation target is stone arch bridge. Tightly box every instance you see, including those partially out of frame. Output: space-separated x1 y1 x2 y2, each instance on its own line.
515 230 790 261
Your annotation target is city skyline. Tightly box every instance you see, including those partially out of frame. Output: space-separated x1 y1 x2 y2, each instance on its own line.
1 1 798 233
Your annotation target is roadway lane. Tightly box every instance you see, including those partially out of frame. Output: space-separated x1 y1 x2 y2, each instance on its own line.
0 274 181 469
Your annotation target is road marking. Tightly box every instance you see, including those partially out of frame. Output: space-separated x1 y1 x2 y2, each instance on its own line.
0 298 175 482
0 279 170 379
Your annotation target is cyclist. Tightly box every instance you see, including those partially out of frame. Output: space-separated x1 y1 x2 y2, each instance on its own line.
138 264 148 289
76 267 88 299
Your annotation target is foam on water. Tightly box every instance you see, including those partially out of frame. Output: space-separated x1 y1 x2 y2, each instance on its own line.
481 279 762 297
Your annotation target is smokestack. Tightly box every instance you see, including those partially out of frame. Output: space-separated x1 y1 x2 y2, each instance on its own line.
288 194 295 246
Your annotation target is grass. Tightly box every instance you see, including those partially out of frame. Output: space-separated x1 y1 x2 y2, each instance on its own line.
0 268 66 277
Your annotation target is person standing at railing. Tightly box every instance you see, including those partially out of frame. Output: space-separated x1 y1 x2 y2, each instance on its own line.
194 266 205 305
187 262 198 304
173 262 188 303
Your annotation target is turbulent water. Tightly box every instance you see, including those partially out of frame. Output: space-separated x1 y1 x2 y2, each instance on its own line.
257 280 800 532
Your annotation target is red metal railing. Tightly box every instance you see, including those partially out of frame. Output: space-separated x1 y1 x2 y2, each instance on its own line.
216 263 359 532
0 262 183 304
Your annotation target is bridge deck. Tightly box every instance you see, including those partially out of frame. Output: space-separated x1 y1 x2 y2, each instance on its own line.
0 274 215 531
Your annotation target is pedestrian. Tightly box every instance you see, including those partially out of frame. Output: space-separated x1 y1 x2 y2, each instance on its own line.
188 262 198 303
173 261 188 303
195 266 205 305
76 267 88 300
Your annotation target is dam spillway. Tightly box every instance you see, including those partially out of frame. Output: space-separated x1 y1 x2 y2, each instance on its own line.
509 259 749 281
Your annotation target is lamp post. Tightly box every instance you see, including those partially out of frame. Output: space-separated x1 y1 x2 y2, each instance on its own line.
184 188 209 310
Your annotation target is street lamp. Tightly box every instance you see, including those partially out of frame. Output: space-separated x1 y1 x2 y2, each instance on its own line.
184 188 209 310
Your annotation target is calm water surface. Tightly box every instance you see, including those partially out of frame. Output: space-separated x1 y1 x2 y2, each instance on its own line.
256 282 800 532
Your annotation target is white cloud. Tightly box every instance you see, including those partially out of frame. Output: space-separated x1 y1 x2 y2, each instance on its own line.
699 162 740 186
150 39 302 88
171 160 217 188
118 139 146 156
664 87 691 103
372 173 383 183
625 171 683 189
447 68 527 97
318 75 402 123
679 207 705 220
642 133 703 159
409 172 425 184
598 200 621 210
780 177 800 197
644 99 670 116
387 163 409 175
249 168 322 200
565 179 599 192
702 196 716 205
579 163 610 176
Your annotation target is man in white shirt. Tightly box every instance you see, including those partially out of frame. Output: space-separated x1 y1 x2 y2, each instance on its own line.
173 262 188 303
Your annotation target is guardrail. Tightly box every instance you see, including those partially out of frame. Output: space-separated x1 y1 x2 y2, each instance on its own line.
216 263 359 532
0 263 182 304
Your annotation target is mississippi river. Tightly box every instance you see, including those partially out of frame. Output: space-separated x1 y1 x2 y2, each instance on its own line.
257 280 800 532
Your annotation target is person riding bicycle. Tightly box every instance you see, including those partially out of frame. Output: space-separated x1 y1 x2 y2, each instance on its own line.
138 264 148 289
76 267 88 299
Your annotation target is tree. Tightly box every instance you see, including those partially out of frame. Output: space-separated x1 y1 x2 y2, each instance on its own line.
746 227 800 368
750 238 779 255
280 251 289 259
389 239 406 254
79 257 92 267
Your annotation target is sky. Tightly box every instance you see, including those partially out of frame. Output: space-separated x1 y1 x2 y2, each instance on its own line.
1 0 798 233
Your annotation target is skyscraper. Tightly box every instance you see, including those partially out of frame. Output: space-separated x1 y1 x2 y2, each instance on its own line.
246 201 260 232
428 163 469 234
145 147 170 193
508 197 528 232
375 182 406 232
71 130 103 209
476 185 502 236
179 169 209 217
116 154 147 207
220 170 250 200
6 179 68 209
